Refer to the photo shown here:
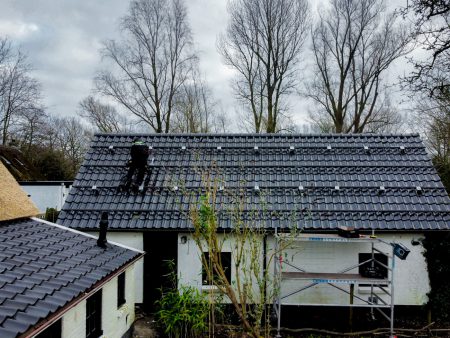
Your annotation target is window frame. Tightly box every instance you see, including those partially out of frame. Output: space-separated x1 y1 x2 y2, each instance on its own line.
117 271 126 308
86 290 103 338
358 252 389 289
202 251 232 286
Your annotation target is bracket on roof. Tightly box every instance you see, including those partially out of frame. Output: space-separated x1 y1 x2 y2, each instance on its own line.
181 146 186 150
400 146 406 154
108 145 114 154
173 186 179 192
217 146 222 150
254 146 260 154
92 185 99 196
378 186 386 195
416 186 423 196
334 185 340 193
327 145 332 150
364 145 370 154
289 146 295 154
218 185 225 192
298 185 305 195
254 185 260 194
149 146 153 151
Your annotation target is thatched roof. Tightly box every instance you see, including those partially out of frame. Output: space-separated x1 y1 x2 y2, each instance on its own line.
0 162 39 221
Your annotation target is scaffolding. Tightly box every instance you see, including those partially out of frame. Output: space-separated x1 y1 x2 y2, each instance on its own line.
273 231 398 338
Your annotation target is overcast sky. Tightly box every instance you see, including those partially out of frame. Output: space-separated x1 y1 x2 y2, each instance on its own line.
0 1 237 123
0 0 412 132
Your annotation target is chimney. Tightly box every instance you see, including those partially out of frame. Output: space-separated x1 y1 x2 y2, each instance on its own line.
97 212 109 248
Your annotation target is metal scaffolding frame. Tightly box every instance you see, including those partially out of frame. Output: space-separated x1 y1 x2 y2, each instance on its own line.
273 231 397 338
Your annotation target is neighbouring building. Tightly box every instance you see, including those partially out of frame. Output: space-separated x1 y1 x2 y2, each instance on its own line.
0 163 144 338
57 133 450 315
19 181 72 213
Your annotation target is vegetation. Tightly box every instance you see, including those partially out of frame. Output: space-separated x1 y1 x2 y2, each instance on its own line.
155 261 210 338
423 232 450 322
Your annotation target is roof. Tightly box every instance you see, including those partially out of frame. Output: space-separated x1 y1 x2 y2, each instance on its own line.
0 217 143 338
0 146 44 181
58 133 450 231
0 163 39 221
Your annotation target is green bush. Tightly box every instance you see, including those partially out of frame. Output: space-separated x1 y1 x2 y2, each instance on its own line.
155 262 209 338
45 208 59 222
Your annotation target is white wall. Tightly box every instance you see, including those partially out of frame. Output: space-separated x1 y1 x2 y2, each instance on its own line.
178 232 431 306
86 231 144 304
34 265 136 338
21 184 71 213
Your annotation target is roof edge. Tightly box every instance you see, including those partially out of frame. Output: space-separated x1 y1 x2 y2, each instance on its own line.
34 217 145 254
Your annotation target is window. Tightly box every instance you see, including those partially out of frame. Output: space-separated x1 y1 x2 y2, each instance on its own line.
117 272 126 308
358 253 388 287
86 290 102 338
202 252 232 285
35 319 61 338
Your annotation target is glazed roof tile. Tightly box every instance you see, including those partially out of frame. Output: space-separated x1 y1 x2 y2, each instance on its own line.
0 218 142 338
58 133 450 230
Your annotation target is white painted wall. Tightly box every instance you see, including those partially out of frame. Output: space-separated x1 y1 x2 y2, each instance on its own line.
33 265 136 338
86 231 144 304
21 184 71 213
177 232 431 306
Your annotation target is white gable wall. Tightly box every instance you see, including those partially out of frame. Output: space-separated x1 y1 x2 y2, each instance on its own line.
85 231 144 304
32 265 136 338
178 232 430 306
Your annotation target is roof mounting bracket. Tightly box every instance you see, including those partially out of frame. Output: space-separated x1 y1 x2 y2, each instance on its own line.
92 185 99 196
378 186 386 195
254 185 260 194
254 146 260 154
108 145 114 154
327 145 332 150
364 145 370 154
181 146 186 150
289 146 295 154
400 146 406 154
217 146 222 150
416 186 423 196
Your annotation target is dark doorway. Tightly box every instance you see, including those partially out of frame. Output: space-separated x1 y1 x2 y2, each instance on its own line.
143 231 178 312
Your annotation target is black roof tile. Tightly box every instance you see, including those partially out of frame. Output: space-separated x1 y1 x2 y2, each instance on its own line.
58 133 450 231
0 218 142 337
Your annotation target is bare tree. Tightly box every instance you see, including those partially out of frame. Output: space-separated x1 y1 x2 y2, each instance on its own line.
79 95 128 133
218 0 310 133
11 107 48 154
171 68 220 133
49 116 92 177
0 39 42 144
307 0 411 133
403 1 450 96
96 0 194 133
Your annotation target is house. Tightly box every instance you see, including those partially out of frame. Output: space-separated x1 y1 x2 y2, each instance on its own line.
19 181 72 214
57 133 450 314
0 162 144 338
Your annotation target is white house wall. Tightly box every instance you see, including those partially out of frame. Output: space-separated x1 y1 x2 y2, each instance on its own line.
34 265 136 338
178 232 430 306
86 231 144 304
21 184 70 213
177 233 265 301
